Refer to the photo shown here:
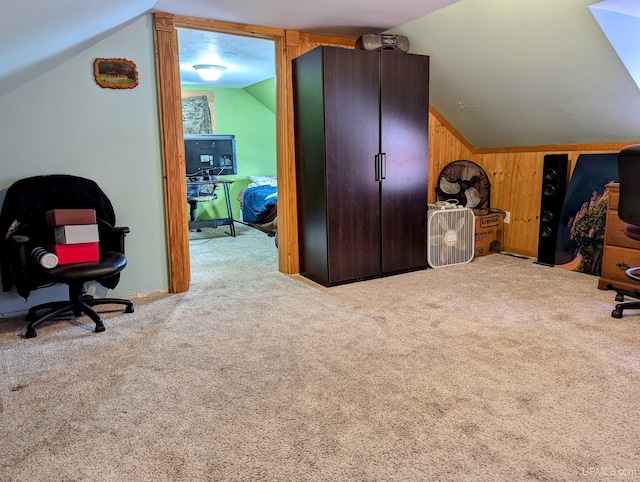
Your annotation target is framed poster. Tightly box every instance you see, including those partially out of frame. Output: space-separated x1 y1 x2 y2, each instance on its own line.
94 58 138 89
555 153 618 275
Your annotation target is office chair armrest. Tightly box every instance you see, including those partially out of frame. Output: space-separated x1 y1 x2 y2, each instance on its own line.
114 226 130 254
98 223 130 255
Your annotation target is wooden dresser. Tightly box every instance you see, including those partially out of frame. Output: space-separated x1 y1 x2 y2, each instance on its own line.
598 182 640 293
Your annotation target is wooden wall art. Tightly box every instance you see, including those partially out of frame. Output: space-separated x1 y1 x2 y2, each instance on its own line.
94 58 138 89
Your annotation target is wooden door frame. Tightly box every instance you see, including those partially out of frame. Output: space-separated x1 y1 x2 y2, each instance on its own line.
153 13 354 292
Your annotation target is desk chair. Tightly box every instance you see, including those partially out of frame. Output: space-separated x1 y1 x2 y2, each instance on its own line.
0 175 134 337
186 174 218 227
186 175 236 236
611 144 640 318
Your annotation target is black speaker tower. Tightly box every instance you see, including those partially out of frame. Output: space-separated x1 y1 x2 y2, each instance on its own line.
536 154 569 266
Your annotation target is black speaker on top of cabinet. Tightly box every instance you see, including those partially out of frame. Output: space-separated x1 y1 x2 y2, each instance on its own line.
536 154 569 266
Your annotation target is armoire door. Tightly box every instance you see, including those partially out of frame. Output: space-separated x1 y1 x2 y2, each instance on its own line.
323 47 381 283
379 51 430 273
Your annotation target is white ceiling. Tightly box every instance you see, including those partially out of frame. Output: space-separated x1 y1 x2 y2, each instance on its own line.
391 0 640 148
177 28 276 89
154 0 458 37
1 0 639 148
0 0 155 97
169 0 459 89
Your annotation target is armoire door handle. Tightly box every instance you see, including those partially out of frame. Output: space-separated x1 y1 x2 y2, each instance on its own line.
380 153 387 180
375 154 381 181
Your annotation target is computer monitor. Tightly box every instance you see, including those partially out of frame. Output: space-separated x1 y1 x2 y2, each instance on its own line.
184 134 237 176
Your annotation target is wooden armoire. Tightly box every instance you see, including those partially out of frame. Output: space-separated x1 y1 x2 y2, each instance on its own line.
293 46 430 286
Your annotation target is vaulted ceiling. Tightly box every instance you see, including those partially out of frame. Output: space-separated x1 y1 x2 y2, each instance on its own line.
1 0 639 149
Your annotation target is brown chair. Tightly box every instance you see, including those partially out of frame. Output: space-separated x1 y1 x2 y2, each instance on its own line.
611 144 640 318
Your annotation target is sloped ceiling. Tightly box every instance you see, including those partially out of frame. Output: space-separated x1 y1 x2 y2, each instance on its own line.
154 0 458 37
0 0 155 98
390 0 640 148
1 0 639 149
590 0 640 90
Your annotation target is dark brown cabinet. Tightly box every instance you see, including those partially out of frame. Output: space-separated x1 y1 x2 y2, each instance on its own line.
293 46 430 286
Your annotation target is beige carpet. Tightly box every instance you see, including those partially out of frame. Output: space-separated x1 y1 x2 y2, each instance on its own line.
0 223 639 481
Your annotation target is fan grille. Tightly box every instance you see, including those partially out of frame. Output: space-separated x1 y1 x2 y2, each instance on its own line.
436 160 491 210
427 207 475 268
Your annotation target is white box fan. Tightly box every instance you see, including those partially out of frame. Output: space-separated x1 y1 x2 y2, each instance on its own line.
428 203 475 268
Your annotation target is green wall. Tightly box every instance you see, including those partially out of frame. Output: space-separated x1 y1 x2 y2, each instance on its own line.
244 78 276 113
183 82 276 221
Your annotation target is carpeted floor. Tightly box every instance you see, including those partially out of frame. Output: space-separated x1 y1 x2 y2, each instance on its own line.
0 223 638 481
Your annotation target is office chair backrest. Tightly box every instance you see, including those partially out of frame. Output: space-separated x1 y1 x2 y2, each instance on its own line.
618 144 640 227
1 174 116 230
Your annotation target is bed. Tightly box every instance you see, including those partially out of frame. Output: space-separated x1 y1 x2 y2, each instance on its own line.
238 176 278 244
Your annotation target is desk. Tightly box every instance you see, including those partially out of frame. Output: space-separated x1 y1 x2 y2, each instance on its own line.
187 178 235 237
598 183 640 294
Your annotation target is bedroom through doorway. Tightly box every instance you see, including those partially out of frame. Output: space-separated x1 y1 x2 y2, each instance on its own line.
176 28 279 277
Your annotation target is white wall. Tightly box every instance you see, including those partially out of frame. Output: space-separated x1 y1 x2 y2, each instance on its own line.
0 14 169 316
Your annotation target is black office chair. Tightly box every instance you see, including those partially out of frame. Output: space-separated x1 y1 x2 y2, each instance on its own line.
611 144 640 318
186 170 218 230
0 174 134 337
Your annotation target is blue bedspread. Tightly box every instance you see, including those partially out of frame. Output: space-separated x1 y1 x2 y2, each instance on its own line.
242 185 277 224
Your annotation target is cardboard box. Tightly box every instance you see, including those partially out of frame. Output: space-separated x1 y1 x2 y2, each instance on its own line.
45 209 96 227
49 242 100 264
54 224 100 245
473 209 504 258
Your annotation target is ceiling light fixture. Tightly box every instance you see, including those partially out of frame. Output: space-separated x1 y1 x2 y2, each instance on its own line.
193 64 226 81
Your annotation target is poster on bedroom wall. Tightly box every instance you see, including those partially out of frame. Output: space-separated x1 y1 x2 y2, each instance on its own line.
554 153 618 276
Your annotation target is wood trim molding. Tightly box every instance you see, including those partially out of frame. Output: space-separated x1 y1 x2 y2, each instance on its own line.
173 16 284 38
153 13 303 286
154 12 175 32
153 12 362 288
276 32 299 274
153 12 190 293
475 141 640 154
297 32 355 47
154 14 191 293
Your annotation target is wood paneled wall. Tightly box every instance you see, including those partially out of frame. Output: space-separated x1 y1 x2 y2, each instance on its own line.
475 146 633 257
428 120 637 257
427 108 475 204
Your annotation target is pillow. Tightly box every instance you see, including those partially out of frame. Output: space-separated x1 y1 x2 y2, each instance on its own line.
248 175 277 187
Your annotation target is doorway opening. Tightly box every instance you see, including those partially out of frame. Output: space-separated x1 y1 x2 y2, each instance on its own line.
176 28 279 274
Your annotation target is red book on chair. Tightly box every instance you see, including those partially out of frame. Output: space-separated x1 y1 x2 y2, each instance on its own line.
49 243 100 265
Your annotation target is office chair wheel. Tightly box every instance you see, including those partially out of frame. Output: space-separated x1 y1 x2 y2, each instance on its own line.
25 327 37 338
125 304 135 313
615 293 624 302
611 306 623 318
94 320 106 333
